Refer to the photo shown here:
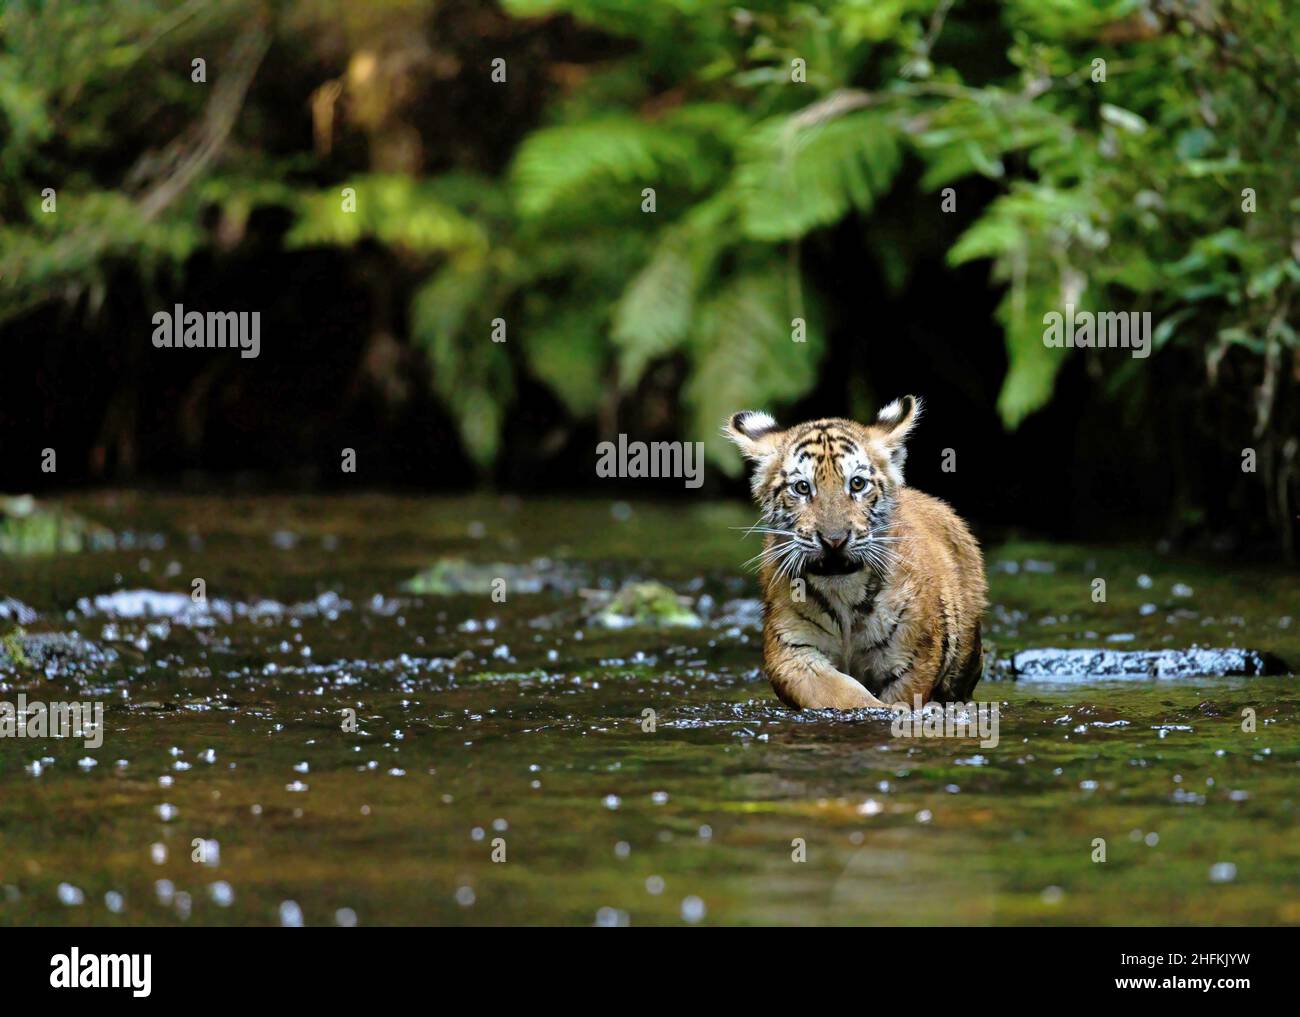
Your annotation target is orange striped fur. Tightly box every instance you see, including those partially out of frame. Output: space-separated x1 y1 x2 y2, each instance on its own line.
727 396 986 709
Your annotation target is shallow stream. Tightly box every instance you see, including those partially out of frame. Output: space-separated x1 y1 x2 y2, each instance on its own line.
1 493 1296 925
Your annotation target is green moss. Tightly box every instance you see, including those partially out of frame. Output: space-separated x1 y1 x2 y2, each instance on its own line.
0 495 115 556
0 626 30 668
588 581 702 628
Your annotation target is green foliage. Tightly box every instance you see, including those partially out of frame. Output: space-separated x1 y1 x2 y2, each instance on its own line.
519 299 608 416
610 193 735 386
0 190 204 322
685 266 825 472
736 104 902 240
510 116 716 224
0 0 241 320
286 176 488 254
949 183 1101 426
2 0 1296 483
410 262 514 468
465 0 1300 453
0 626 29 669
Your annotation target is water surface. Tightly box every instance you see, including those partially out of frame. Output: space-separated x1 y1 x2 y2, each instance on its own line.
1 493 1297 925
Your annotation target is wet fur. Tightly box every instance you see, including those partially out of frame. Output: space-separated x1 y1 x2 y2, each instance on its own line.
727 397 987 710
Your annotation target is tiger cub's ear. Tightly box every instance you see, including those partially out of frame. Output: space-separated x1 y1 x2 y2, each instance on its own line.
875 395 921 445
725 411 784 462
873 395 922 482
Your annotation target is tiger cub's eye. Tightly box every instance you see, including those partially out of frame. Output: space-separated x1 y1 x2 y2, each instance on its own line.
793 480 812 497
849 476 868 493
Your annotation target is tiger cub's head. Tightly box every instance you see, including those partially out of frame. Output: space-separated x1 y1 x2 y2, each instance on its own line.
725 396 921 578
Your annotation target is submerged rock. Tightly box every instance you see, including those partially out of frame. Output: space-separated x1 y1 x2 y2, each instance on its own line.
76 588 352 624
0 598 38 624
711 598 764 632
402 558 580 596
80 589 207 621
995 647 1289 680
585 581 702 629
0 631 118 674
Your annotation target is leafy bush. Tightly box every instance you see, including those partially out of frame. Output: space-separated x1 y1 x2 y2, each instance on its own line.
2 0 1296 538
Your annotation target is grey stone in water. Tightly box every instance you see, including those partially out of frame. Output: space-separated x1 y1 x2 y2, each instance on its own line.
0 632 118 674
999 647 1289 680
75 588 352 624
711 598 764 631
0 598 38 624
79 589 203 620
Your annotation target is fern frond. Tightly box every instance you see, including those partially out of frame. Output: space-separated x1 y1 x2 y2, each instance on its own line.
520 299 609 416
948 185 1096 428
611 192 736 387
684 266 824 472
992 285 1066 429
410 264 513 468
735 101 901 241
286 175 488 254
510 116 717 223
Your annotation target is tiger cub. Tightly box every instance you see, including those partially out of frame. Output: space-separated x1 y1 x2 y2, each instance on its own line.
726 396 986 710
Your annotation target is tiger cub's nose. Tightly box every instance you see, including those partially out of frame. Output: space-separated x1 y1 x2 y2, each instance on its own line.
818 530 849 552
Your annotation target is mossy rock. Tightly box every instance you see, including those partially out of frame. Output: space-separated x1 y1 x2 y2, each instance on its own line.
0 495 116 556
402 557 578 596
0 631 117 674
586 581 702 629
0 627 31 668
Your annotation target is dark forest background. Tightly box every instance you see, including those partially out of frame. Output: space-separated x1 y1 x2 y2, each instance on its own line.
1 0 1296 555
